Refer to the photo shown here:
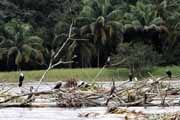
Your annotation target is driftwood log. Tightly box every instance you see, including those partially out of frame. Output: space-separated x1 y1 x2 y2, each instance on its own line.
1 74 180 108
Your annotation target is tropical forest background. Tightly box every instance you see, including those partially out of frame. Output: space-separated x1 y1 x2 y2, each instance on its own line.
0 0 180 75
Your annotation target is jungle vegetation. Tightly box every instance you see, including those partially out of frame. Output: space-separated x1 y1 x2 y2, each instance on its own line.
0 0 180 75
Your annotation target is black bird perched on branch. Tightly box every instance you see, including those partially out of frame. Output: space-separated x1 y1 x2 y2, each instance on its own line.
23 86 34 104
27 86 34 100
110 81 116 95
53 81 62 89
128 74 133 82
18 72 24 87
166 70 172 78
77 81 89 88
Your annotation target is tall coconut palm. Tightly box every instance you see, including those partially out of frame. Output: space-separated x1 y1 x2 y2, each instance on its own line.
77 0 124 67
121 1 169 53
0 19 44 69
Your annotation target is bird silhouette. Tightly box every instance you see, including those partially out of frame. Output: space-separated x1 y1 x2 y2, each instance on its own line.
18 72 24 87
77 81 89 88
110 81 116 95
53 81 62 89
166 70 172 78
128 74 133 82
27 86 34 100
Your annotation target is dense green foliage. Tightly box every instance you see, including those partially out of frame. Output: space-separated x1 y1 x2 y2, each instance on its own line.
0 0 180 71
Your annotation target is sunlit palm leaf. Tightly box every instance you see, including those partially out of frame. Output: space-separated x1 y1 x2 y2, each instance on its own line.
24 36 43 44
106 10 124 21
150 17 164 25
7 46 18 57
15 50 22 66
80 25 90 34
7 46 18 64
20 23 33 37
22 44 33 63
30 43 44 51
80 6 96 18
34 51 44 65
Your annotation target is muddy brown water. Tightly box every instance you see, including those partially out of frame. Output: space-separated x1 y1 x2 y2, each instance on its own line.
1 81 180 120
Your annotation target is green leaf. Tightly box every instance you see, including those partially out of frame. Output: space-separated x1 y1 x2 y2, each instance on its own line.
15 51 22 66
22 44 32 63
7 47 18 57
150 17 164 25
106 10 124 21
96 16 105 27
80 6 96 17
24 36 43 44
80 25 91 34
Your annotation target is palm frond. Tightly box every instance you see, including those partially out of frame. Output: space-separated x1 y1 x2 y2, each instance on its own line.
80 6 96 18
54 21 69 34
15 50 22 66
24 36 43 44
106 10 124 21
7 46 18 57
22 44 33 63
150 17 164 25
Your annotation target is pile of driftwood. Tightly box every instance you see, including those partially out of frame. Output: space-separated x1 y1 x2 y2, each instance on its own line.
57 77 180 108
55 74 180 108
0 74 180 109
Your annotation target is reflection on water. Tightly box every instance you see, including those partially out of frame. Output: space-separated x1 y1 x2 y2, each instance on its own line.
1 106 180 120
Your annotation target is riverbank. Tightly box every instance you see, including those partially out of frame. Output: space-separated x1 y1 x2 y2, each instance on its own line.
0 66 179 82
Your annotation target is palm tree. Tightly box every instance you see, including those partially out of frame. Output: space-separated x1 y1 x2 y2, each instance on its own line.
0 19 44 69
120 2 169 52
52 21 96 68
77 0 124 67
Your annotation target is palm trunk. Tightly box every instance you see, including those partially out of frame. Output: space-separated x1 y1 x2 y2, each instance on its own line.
97 49 100 68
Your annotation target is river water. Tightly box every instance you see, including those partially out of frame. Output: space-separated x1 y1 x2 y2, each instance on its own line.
1 81 180 120
1 106 180 120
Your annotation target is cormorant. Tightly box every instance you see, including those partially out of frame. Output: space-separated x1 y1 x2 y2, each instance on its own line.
128 74 133 82
24 86 34 103
27 86 33 100
166 70 172 78
77 81 89 88
53 81 62 89
18 72 24 87
110 81 115 95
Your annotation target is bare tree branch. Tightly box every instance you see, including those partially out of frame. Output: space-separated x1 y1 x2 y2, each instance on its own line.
35 21 74 91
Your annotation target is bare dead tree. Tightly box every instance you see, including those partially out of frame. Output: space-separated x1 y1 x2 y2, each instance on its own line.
35 22 74 91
